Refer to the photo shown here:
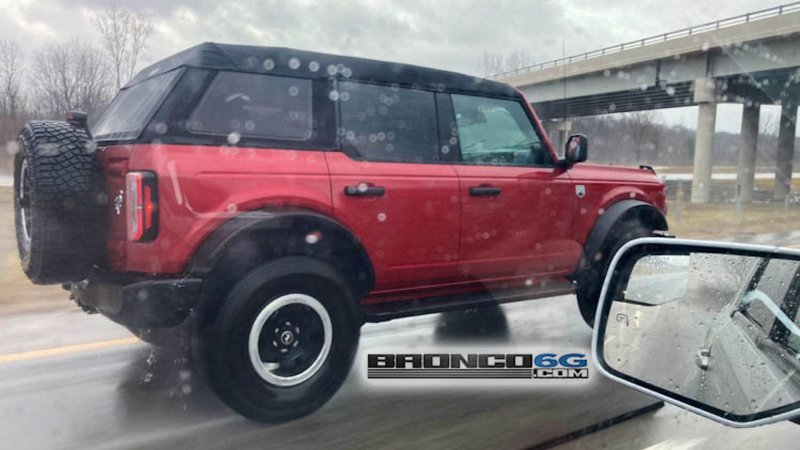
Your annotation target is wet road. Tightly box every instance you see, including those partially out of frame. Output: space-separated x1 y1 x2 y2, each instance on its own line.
1 294 663 450
3 293 800 450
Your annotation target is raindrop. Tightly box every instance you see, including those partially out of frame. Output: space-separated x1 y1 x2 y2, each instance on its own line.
329 90 340 101
305 231 321 244
308 61 320 72
288 57 301 70
288 86 300 97
377 213 387 222
227 132 241 145
263 59 275 71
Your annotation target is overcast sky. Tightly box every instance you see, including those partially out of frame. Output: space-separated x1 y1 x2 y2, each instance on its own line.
0 0 791 133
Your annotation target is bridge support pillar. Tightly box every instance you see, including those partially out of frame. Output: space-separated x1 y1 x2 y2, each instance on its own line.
691 78 718 204
736 103 760 203
774 102 797 201
546 119 571 157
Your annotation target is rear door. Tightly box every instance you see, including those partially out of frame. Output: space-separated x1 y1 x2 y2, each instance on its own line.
327 81 460 293
446 93 577 281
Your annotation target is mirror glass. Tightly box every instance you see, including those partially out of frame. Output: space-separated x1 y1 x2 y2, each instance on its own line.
603 249 800 420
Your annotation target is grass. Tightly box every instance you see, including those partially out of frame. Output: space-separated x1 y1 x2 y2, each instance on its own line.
667 201 800 239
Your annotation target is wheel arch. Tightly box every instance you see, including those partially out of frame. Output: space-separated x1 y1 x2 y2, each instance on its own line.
186 209 374 323
579 199 668 273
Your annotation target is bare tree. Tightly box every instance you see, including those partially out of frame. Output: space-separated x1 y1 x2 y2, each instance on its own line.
29 40 112 120
625 110 659 163
93 5 153 91
504 50 530 73
479 51 504 77
759 112 778 136
479 50 534 77
0 40 24 117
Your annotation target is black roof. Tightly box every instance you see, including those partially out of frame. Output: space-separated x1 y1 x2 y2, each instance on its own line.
129 42 518 98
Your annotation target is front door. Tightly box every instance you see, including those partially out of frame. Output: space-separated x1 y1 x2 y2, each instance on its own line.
447 93 577 281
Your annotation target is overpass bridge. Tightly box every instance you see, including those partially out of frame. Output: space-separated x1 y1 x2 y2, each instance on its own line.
495 2 800 203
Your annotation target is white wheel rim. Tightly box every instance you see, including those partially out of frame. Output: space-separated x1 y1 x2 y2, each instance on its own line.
18 158 31 244
248 293 333 387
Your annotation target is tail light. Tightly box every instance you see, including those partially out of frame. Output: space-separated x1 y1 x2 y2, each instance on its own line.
125 171 158 242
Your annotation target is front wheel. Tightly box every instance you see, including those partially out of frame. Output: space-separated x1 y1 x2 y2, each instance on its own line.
195 257 360 422
576 220 653 327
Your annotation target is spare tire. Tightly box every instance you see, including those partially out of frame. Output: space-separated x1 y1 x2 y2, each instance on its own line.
14 120 104 285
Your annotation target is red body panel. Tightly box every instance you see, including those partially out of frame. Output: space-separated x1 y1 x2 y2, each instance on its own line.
326 152 460 291
99 144 332 274
453 164 580 279
96 94 667 307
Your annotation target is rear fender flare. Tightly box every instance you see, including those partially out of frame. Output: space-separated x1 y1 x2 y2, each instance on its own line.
186 209 374 321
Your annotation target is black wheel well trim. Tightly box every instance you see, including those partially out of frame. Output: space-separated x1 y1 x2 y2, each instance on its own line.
579 199 668 272
185 208 375 296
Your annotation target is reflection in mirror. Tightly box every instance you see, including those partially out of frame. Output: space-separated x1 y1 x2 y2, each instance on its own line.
604 250 800 419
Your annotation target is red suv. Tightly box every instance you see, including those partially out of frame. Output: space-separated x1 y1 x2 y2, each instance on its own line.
13 43 668 422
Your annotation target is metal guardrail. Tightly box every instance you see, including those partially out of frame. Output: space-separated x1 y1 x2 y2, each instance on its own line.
490 1 800 80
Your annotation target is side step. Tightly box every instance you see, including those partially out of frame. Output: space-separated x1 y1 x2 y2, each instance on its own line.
362 279 575 323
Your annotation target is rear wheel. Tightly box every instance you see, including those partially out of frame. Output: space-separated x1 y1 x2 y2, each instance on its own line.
576 220 653 327
195 257 360 422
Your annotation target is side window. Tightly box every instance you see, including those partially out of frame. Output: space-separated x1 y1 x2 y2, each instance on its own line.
339 81 439 163
188 71 313 140
451 94 551 167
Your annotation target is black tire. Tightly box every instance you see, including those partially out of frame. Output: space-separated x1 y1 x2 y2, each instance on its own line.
13 120 103 284
194 257 360 423
576 220 653 327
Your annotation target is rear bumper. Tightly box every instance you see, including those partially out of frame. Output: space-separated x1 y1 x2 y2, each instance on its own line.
69 268 202 328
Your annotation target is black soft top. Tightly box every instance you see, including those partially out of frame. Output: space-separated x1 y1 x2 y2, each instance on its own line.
129 42 518 98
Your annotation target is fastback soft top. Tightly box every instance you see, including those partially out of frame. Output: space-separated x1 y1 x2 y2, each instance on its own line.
129 42 518 98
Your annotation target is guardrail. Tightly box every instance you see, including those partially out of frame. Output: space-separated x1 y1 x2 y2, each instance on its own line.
489 1 800 80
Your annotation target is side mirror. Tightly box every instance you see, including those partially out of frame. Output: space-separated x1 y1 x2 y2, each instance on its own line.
564 133 588 166
593 237 800 427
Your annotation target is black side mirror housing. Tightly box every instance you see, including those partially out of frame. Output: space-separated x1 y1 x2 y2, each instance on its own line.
563 133 588 166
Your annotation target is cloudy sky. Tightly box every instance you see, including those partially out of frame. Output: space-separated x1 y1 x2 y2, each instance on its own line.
0 0 790 132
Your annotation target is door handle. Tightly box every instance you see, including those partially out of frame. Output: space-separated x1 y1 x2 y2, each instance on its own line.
345 184 385 197
469 186 501 197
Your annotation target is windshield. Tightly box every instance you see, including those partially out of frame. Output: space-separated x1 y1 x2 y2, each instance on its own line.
92 70 180 141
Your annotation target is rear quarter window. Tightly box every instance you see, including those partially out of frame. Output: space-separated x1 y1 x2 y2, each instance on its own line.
188 71 313 140
92 70 180 141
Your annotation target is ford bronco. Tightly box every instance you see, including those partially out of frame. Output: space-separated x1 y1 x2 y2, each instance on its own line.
13 43 668 422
